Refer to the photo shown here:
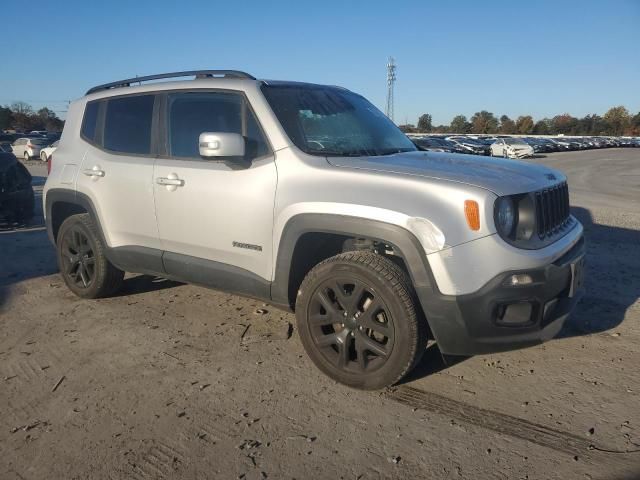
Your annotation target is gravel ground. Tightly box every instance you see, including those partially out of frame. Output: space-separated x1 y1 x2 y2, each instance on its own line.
1 150 639 479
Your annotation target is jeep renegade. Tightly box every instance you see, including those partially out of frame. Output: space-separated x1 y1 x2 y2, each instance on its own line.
43 70 586 389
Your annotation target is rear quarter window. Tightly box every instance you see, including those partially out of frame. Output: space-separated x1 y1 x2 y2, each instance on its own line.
81 101 100 143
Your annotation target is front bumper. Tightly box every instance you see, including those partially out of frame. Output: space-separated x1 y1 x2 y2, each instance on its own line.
510 149 534 159
417 235 586 355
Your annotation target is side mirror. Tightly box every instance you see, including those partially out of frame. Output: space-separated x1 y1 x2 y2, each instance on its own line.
198 132 245 159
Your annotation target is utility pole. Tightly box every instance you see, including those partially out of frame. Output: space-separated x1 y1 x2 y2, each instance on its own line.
385 57 396 122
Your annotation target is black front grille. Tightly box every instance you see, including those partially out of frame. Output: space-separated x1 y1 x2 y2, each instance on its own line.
535 182 570 238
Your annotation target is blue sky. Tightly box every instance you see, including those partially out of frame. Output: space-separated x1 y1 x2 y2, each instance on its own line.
0 0 638 124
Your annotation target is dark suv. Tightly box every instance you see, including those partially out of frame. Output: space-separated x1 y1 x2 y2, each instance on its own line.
0 152 34 224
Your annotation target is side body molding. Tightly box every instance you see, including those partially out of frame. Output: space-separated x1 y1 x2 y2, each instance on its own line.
45 188 271 301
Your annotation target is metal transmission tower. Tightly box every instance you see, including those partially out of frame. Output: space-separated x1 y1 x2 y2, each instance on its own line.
385 57 397 121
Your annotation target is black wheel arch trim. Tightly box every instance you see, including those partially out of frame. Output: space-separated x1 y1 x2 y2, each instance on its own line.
45 188 164 274
271 213 439 307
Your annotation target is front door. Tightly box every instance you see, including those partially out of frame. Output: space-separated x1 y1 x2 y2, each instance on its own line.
153 91 277 288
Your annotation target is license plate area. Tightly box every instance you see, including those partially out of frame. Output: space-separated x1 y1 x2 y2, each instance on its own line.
568 256 586 297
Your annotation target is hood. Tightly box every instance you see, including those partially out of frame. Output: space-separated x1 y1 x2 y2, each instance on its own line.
0 152 18 173
326 150 565 196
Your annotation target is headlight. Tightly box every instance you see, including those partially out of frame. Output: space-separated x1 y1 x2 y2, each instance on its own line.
495 196 516 237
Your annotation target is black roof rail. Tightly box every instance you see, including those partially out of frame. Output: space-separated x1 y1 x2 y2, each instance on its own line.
85 70 256 95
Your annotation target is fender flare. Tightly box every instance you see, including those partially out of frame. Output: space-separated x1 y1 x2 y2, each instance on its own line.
45 188 103 245
45 189 163 275
271 213 439 306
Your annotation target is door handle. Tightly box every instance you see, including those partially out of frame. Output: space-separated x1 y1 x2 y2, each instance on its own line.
156 177 185 187
83 168 105 177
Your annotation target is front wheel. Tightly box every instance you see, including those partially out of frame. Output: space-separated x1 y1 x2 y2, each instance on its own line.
56 213 124 298
24 151 30 161
41 151 48 162
295 251 427 390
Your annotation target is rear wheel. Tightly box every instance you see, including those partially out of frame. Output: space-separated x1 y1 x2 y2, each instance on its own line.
56 214 124 298
295 251 427 390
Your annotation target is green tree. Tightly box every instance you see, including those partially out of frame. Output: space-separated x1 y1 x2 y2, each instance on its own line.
470 111 498 134
551 114 578 135
10 101 35 130
628 112 640 136
0 106 12 130
515 115 534 134
533 118 552 135
499 115 516 134
37 107 64 131
603 106 631 136
417 113 433 132
449 115 470 133
577 114 606 136
398 124 417 133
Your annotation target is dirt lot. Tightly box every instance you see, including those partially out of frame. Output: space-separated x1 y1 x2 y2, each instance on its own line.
1 149 639 479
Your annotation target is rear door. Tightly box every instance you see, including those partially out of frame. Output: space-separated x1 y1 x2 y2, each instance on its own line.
76 94 162 272
153 90 277 285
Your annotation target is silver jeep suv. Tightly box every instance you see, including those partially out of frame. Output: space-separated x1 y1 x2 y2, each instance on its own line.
43 70 586 390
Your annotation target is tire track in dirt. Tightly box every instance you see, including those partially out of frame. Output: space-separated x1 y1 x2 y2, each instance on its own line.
129 441 185 480
0 347 61 385
387 386 593 456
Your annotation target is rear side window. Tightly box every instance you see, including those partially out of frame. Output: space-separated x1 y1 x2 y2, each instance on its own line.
104 95 155 155
167 92 269 160
81 101 100 143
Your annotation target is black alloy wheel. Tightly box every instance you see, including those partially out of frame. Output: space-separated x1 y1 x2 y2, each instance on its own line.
56 214 124 298
60 226 96 289
308 277 395 373
296 251 427 390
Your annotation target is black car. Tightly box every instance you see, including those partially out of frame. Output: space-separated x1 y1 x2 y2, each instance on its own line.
0 152 34 224
446 136 490 155
413 136 468 154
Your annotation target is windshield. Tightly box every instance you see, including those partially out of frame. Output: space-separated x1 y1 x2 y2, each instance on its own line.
504 138 527 145
261 84 416 157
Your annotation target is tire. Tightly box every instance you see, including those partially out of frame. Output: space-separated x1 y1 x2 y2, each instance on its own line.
295 251 427 390
24 151 30 161
56 213 124 299
41 151 47 162
503 149 508 158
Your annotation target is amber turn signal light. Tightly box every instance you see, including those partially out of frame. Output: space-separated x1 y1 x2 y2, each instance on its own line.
464 200 480 231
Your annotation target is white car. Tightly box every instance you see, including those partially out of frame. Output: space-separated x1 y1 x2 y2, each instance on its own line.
40 140 59 161
11 137 49 160
490 138 534 159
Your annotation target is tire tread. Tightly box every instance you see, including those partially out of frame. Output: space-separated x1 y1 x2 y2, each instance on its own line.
297 251 428 389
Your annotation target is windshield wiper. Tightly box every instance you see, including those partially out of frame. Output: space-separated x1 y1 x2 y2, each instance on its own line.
306 150 366 157
377 148 416 156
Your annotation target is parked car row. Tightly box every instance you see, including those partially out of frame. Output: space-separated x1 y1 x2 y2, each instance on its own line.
409 134 640 159
0 130 61 161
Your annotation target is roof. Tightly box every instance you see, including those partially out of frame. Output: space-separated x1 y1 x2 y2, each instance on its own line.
84 70 347 98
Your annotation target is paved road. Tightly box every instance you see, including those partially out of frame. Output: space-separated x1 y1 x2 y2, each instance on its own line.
533 148 640 213
1 152 639 479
